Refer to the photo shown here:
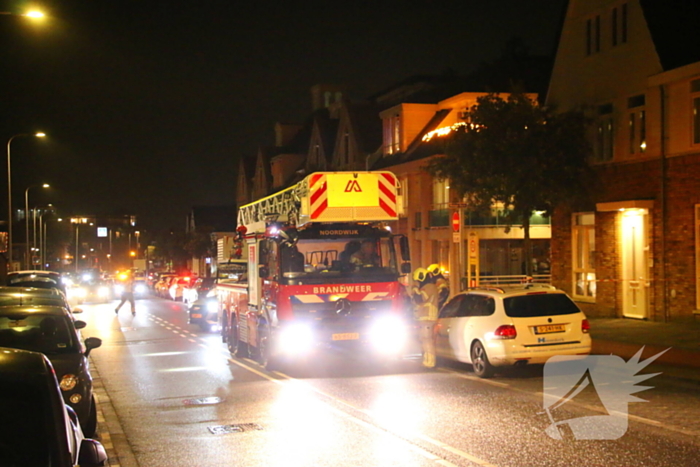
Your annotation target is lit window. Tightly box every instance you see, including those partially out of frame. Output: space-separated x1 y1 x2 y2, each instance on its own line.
572 213 596 299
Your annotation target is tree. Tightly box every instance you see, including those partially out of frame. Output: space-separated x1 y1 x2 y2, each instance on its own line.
426 91 592 275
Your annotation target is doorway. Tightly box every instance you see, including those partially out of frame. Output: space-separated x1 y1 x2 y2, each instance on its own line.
620 209 649 319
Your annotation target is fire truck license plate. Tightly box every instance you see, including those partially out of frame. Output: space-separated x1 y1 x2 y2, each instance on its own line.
332 333 359 341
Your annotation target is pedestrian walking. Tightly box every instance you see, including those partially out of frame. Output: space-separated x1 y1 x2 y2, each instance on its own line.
115 272 136 315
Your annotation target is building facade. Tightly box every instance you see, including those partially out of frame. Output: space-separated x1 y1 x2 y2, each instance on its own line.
547 0 700 321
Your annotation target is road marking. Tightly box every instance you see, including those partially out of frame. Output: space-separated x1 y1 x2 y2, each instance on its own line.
228 357 492 467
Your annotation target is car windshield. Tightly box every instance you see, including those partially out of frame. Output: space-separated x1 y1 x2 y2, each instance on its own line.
0 313 77 354
278 236 399 283
0 380 55 466
504 293 581 318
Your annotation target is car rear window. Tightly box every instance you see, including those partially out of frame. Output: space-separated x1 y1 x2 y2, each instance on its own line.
0 314 77 354
504 293 581 318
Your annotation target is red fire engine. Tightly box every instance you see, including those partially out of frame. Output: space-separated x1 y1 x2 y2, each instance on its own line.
217 171 412 368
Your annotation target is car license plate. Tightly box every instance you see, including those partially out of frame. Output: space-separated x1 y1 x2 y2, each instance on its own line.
191 313 202 319
332 333 359 341
534 324 565 334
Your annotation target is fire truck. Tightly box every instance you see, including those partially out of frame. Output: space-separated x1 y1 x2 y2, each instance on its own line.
217 171 413 368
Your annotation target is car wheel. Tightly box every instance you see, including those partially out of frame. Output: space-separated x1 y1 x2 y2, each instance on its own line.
227 317 247 358
471 341 495 378
82 396 98 437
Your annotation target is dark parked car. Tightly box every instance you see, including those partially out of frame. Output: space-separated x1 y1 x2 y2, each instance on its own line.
0 347 108 466
0 305 102 436
0 286 76 313
6 270 67 296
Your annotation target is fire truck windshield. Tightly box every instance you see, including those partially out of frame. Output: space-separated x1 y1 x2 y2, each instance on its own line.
280 237 399 282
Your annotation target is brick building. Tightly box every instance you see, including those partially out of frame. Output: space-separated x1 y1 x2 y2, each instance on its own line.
547 0 700 321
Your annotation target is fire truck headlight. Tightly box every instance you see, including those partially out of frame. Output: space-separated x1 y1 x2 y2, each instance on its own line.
278 324 313 355
135 284 147 294
206 300 218 313
370 316 407 354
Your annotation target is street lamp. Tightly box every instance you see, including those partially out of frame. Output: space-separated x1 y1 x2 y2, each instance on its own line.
0 10 45 18
7 132 45 269
42 217 62 270
25 183 49 268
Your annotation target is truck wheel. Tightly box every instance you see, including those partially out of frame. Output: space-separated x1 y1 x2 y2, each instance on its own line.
257 330 277 370
227 317 248 358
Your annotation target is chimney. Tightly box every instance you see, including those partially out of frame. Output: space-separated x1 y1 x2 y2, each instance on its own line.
311 84 347 111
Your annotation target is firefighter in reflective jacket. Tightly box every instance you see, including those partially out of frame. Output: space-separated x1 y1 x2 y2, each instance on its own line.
412 268 438 368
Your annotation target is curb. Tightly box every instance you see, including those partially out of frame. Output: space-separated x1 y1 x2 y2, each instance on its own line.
592 339 700 369
90 358 140 467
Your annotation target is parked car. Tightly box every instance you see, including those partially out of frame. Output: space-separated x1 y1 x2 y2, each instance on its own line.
434 284 591 378
6 270 67 296
188 296 219 332
0 286 78 314
169 276 193 301
154 274 177 298
0 347 108 466
183 277 215 305
0 305 102 435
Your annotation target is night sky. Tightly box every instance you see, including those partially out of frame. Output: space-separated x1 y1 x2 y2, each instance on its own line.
0 0 567 231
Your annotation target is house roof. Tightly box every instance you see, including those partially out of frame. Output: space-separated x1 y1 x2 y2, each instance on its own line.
640 0 700 71
346 101 383 154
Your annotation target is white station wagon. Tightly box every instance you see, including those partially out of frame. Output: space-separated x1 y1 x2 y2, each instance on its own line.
434 284 591 377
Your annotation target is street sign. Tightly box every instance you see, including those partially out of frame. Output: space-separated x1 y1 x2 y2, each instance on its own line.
452 211 460 232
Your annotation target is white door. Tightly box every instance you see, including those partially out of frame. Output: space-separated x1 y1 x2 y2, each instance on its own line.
621 210 648 319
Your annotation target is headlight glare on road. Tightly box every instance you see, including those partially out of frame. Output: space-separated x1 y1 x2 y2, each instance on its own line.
72 287 87 298
370 315 407 354
278 323 313 355
60 374 78 391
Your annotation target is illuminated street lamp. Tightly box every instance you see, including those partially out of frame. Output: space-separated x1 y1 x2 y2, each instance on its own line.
7 132 45 269
0 10 45 18
25 183 49 268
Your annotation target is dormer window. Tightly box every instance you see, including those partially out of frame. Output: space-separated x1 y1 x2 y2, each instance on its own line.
383 114 401 155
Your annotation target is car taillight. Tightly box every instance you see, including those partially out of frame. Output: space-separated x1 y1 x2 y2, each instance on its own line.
493 325 517 339
582 319 590 333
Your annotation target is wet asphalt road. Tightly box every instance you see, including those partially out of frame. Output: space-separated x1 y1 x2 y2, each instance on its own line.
76 296 700 467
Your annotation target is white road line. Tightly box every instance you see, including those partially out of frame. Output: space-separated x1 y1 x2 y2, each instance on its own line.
228 358 488 467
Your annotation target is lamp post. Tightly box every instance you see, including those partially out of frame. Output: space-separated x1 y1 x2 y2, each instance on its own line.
37 205 54 270
42 217 62 270
25 183 49 268
7 132 45 269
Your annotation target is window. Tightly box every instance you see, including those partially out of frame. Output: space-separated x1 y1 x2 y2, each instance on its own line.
692 79 700 145
628 94 646 154
432 178 449 208
586 19 592 56
439 295 464 319
398 176 408 217
572 213 596 300
383 114 401 155
458 295 495 317
595 104 614 162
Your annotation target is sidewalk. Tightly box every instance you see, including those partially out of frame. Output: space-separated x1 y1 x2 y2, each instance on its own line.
589 317 700 379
